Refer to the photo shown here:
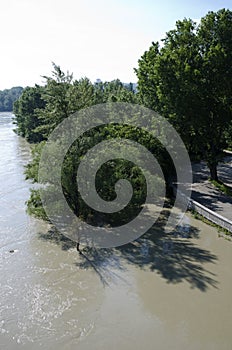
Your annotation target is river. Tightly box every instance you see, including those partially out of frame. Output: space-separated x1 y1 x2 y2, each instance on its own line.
0 112 232 350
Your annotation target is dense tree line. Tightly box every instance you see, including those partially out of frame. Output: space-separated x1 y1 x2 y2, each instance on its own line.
13 9 232 228
13 66 138 143
0 86 23 111
136 8 232 181
14 64 168 225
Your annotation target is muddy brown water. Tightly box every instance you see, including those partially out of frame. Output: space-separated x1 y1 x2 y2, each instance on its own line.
0 112 232 350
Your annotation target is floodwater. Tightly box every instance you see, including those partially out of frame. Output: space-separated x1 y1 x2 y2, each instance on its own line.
0 112 232 350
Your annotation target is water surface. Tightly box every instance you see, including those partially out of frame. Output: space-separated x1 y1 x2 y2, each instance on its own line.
0 113 231 350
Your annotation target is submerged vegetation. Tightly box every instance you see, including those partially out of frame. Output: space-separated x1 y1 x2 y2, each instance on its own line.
14 64 171 226
13 9 232 231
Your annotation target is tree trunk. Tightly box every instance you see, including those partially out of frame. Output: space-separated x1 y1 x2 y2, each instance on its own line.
209 163 218 181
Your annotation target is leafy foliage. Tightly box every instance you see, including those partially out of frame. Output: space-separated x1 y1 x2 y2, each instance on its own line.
0 86 23 111
136 9 232 180
13 85 46 142
20 64 165 227
15 9 232 232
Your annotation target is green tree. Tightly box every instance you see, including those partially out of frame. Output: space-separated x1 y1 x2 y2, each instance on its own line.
14 63 167 230
23 65 165 227
35 63 73 138
136 9 232 181
93 79 138 104
13 85 46 142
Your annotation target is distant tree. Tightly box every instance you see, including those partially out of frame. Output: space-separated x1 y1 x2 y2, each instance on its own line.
93 79 138 104
0 86 23 111
136 9 232 181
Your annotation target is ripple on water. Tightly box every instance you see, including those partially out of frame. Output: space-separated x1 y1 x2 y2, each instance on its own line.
1 112 232 350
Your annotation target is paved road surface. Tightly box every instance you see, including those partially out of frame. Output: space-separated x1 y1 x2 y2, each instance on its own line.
191 155 232 222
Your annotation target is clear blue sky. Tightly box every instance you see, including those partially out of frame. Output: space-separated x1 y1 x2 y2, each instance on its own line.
0 0 231 89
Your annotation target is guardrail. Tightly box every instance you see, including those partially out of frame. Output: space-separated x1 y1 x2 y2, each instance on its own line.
173 186 232 233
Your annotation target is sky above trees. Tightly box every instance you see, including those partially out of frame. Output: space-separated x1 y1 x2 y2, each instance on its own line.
1 0 231 89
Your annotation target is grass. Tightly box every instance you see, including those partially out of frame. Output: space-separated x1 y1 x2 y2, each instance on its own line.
210 179 232 197
190 209 232 239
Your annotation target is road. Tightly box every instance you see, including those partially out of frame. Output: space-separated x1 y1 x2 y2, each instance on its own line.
191 155 232 222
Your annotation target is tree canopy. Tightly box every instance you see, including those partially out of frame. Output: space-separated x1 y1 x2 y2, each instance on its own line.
13 85 46 142
14 64 138 142
135 8 232 180
13 8 232 230
16 64 167 227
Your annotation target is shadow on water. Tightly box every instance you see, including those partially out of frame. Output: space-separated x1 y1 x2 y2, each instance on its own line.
38 210 218 291
75 248 128 287
39 228 77 251
38 228 128 287
118 226 218 291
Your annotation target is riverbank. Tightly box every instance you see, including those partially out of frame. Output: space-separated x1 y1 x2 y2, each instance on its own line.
172 156 232 236
188 158 232 234
1 112 232 350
